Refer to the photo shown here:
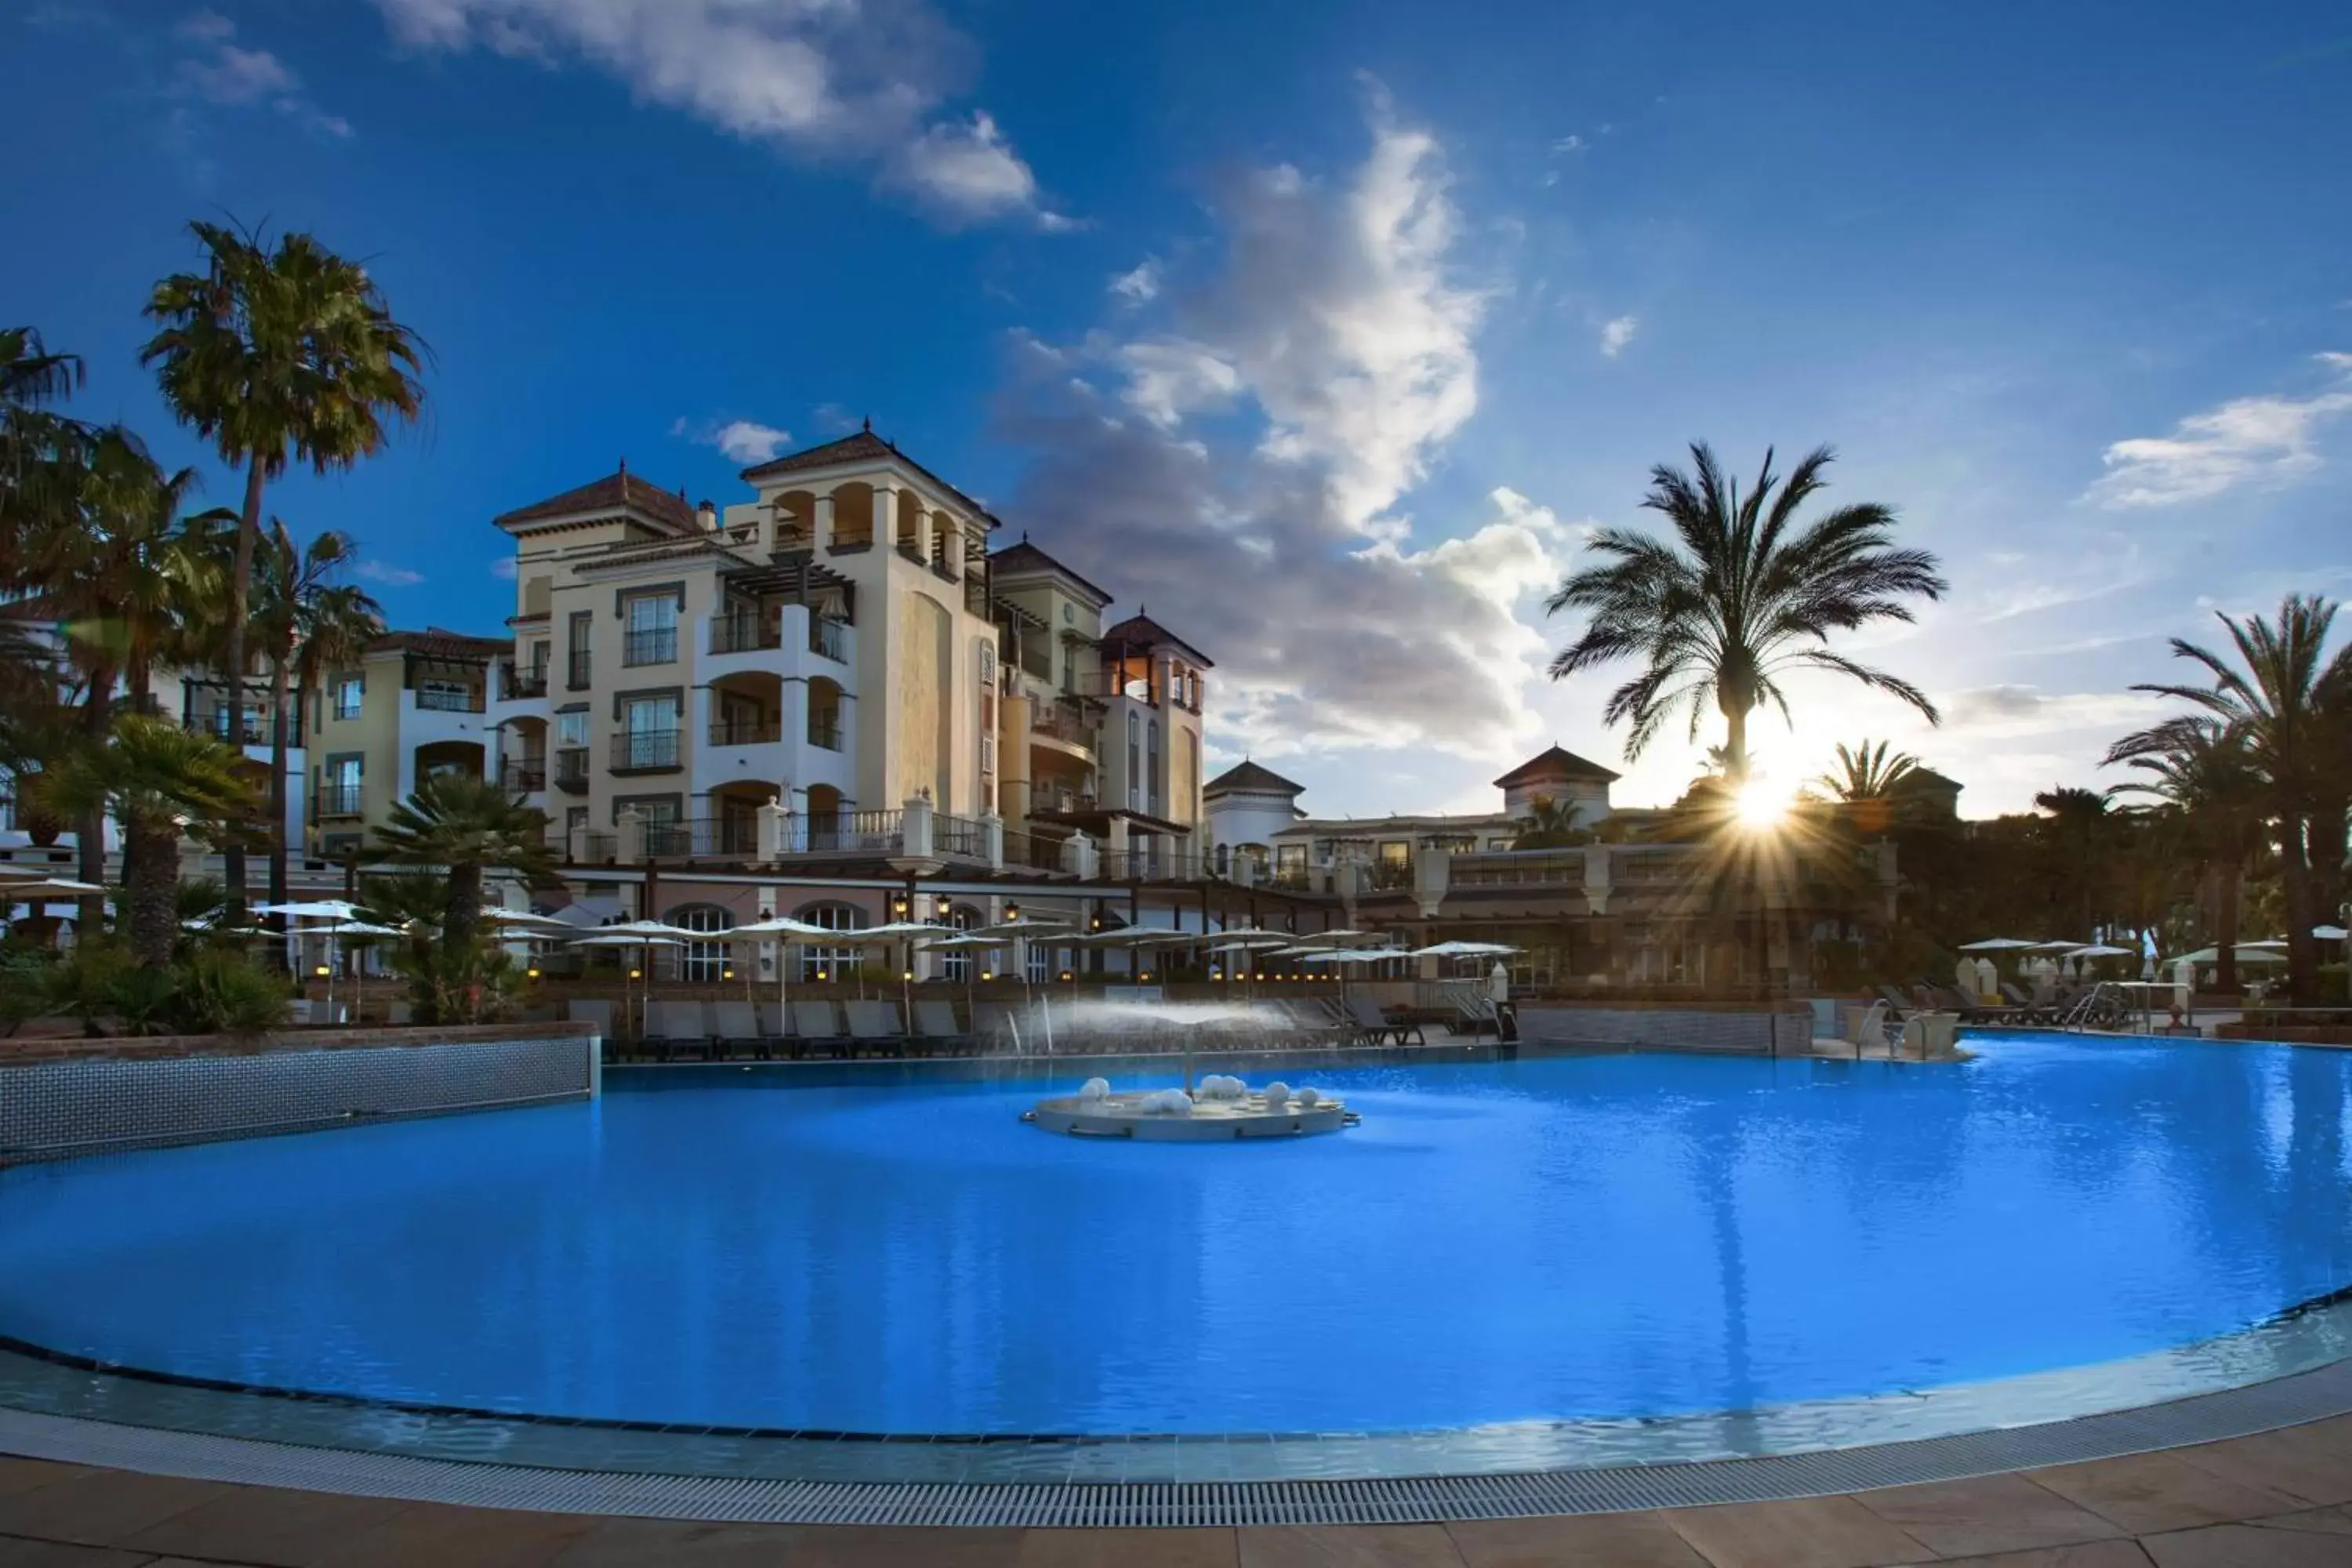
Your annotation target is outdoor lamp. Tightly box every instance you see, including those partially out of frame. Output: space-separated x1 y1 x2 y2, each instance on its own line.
1210 966 1222 980
982 970 994 981
892 895 909 917
1004 902 1019 921
527 966 540 979
1091 915 1102 931
902 969 913 982
816 967 829 981
935 895 952 917
314 965 329 978
1138 971 1151 982
723 967 734 981
1059 970 1073 982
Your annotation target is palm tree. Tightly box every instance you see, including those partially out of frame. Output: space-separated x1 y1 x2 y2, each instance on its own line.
371 773 554 954
1510 794 1593 849
141 220 427 918
251 522 382 910
32 714 256 968
2034 786 2115 939
2132 595 2351 1004
2106 715 2259 994
1547 445 1946 782
1817 739 1920 801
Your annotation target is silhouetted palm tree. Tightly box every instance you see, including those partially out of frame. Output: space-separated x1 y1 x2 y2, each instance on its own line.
2132 595 2351 1003
251 522 382 909
142 220 426 915
2107 715 2260 993
1545 445 1946 781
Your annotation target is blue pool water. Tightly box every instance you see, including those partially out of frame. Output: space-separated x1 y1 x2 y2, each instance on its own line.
3 1034 2350 1437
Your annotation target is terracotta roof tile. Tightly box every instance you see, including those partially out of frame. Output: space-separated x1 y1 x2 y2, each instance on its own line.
1204 760 1303 797
988 539 1114 606
740 429 996 523
1492 744 1621 789
1101 612 1214 668
492 469 698 534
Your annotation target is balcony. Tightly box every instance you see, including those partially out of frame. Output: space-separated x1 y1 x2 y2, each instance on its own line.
646 816 763 859
810 618 849 664
622 627 677 667
499 662 548 701
314 782 363 819
935 812 988 860
610 730 681 772
777 808 902 857
554 747 590 793
500 757 547 793
710 615 781 655
710 716 782 746
413 685 485 713
188 710 270 746
566 652 592 690
1029 705 1096 752
808 716 844 752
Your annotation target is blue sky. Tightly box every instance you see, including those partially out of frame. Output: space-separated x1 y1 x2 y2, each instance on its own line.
9 1 2350 818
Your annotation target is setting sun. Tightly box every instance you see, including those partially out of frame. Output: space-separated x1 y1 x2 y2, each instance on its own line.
1733 775 1795 830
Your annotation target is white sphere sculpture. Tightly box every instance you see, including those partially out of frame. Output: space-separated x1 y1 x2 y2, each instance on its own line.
1078 1077 1112 1103
1262 1081 1291 1108
1296 1087 1322 1108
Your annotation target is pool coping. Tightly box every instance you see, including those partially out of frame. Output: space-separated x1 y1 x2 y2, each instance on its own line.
3 1348 2351 1526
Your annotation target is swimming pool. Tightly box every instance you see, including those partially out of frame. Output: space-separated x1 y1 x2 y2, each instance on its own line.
2 1033 2349 1446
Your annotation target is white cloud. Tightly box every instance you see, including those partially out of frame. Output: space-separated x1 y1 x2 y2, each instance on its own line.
2085 352 2352 508
172 9 351 138
995 101 1570 760
1109 258 1161 303
1599 314 1639 359
354 560 425 587
1552 134 1586 154
371 0 1057 227
489 557 519 581
677 416 795 465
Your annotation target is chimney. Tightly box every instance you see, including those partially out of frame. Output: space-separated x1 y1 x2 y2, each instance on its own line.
696 499 717 531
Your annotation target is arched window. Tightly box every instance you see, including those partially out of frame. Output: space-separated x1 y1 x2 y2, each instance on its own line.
667 903 733 982
936 902 983 982
793 900 864 982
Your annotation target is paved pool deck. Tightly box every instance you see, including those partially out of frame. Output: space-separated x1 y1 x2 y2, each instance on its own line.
5 1415 2352 1566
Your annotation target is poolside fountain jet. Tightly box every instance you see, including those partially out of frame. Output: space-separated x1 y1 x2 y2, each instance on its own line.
1022 999 1356 1141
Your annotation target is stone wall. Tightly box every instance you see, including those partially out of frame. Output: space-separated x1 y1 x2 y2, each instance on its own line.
1515 1004 1815 1055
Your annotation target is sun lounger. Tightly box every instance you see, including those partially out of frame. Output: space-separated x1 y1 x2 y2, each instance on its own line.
644 1000 713 1062
711 1000 764 1059
792 999 848 1058
757 1000 796 1057
844 1000 908 1057
913 999 972 1055
1346 993 1425 1047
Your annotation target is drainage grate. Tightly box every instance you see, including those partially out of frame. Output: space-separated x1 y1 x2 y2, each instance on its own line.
4 1356 2350 1527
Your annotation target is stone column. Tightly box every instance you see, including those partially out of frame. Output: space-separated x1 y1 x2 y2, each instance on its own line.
872 485 898 551
1583 844 1613 916
902 792 934 858
982 811 1004 871
757 800 786 862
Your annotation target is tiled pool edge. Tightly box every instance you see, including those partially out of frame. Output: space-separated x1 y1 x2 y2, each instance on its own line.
3 1352 2351 1526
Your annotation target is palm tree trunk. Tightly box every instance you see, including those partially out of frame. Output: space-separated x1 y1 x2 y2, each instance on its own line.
76 666 113 935
1722 700 1750 784
266 647 292 917
2312 794 2347 932
2215 852 2241 995
444 859 483 953
125 812 180 971
2282 817 2318 1006
219 457 265 921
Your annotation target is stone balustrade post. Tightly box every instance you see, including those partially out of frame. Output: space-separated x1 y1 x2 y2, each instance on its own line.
616 806 645 866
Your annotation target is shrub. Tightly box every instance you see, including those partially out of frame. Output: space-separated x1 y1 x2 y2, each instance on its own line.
40 942 131 1036
100 967 182 1036
172 950 294 1037
0 946 55 1037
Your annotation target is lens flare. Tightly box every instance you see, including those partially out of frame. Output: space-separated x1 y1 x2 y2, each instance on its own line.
1734 775 1794 830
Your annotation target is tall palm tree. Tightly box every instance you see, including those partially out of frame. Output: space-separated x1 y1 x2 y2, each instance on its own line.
372 773 554 955
33 714 255 968
251 522 382 910
2106 714 2259 994
141 220 427 918
2034 786 2115 939
2132 595 2351 1004
1546 445 1947 782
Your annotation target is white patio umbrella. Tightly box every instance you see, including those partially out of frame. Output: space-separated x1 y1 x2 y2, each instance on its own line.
306 919 406 1022
485 908 572 931
2315 925 2350 942
0 873 107 898
916 931 1014 1011
723 915 836 1013
569 931 687 1038
2176 944 2288 966
1958 938 2041 952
